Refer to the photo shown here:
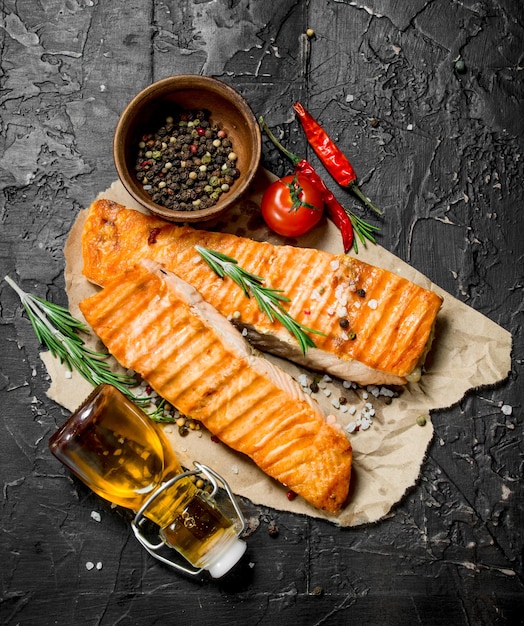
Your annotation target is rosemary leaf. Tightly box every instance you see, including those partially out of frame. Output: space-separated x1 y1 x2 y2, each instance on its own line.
4 275 151 407
344 208 380 254
195 246 324 354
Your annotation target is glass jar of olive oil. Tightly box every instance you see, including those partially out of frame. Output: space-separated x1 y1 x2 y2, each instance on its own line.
49 384 246 578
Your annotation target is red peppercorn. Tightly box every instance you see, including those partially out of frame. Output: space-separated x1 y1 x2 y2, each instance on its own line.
286 490 297 501
211 435 221 443
190 144 197 154
196 127 206 136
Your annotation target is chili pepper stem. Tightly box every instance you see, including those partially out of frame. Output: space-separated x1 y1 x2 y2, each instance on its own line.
258 116 301 167
349 181 383 215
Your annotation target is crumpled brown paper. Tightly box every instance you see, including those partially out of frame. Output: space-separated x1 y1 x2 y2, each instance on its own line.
45 169 512 526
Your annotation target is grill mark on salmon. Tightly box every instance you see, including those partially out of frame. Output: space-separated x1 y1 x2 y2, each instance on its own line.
82 199 443 386
79 260 352 513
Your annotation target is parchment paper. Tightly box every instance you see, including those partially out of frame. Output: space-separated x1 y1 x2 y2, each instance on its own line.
44 168 512 526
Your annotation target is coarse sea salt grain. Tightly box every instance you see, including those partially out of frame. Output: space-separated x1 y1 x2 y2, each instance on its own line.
368 385 380 397
360 418 372 431
337 293 348 306
90 511 101 523
501 404 513 416
367 299 379 310
330 260 340 270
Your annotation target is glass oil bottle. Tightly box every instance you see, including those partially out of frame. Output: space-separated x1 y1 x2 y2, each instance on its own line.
49 384 246 578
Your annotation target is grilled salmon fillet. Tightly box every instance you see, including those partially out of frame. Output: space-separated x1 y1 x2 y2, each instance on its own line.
79 260 352 513
82 199 443 386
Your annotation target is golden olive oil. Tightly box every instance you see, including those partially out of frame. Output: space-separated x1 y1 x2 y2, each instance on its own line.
50 385 244 574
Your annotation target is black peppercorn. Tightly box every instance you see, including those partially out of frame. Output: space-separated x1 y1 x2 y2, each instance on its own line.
267 522 279 538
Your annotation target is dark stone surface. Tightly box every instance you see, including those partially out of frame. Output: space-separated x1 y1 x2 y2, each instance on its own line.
1 1 522 624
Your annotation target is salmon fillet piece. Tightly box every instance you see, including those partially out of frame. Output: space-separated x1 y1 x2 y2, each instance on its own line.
79 260 352 513
82 199 443 386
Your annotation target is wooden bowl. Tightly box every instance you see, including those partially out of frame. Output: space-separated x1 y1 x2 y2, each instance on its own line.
113 75 261 223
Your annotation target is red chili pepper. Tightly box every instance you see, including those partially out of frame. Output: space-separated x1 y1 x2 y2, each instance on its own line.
259 117 379 253
294 160 354 252
293 102 382 215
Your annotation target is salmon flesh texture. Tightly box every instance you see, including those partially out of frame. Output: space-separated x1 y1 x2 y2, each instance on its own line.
79 260 353 514
82 199 443 386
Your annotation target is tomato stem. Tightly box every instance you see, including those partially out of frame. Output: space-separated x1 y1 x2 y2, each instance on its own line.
285 175 320 213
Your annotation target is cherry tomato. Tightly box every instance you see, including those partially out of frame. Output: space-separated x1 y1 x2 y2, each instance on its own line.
261 174 324 237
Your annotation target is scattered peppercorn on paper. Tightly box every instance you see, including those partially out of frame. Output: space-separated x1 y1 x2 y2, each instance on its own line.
45 168 512 527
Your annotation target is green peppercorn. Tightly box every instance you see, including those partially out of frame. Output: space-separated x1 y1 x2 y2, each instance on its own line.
416 415 427 427
455 59 466 74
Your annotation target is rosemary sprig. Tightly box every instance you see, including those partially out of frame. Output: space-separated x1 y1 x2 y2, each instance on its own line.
195 246 324 354
4 275 151 407
345 207 381 254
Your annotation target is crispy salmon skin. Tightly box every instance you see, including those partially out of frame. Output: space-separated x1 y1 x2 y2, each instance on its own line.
82 199 443 386
79 261 352 513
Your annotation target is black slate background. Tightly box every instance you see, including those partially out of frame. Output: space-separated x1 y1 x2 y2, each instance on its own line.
1 1 523 625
